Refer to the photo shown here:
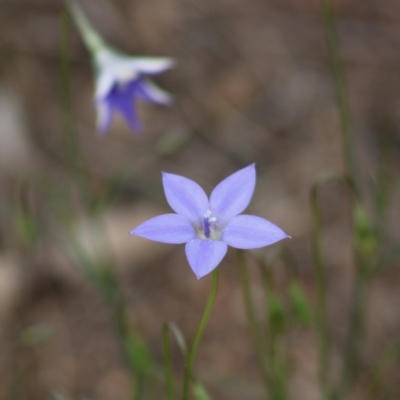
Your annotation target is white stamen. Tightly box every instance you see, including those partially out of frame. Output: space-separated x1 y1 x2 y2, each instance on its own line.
203 210 212 218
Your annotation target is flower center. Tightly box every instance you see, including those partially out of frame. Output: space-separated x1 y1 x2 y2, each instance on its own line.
196 210 221 240
116 67 138 86
96 50 139 87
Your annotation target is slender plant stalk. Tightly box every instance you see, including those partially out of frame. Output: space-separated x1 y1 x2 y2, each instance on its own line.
321 1 371 397
258 260 284 400
182 268 219 400
67 1 106 54
236 250 271 396
59 7 93 211
338 260 367 392
321 0 360 191
87 247 153 400
259 262 276 365
310 179 331 400
260 255 297 400
60 7 152 400
163 323 177 400
63 232 147 399
310 174 369 400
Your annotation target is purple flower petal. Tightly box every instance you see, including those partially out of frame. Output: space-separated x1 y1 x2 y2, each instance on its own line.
222 215 289 249
96 100 113 134
185 239 227 279
126 57 175 75
106 82 142 132
210 164 256 220
95 68 116 99
162 173 209 221
136 79 173 105
130 213 195 244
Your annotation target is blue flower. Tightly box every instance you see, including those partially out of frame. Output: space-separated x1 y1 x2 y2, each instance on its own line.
68 2 174 134
94 51 174 133
130 164 289 279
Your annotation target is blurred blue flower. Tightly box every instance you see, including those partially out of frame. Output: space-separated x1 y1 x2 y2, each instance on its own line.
94 51 174 133
130 164 289 279
68 2 174 134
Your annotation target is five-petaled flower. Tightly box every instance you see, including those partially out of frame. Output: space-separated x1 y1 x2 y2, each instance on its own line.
130 164 289 279
69 1 174 134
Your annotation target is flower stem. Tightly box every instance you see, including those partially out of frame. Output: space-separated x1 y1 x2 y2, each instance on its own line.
182 268 219 400
163 323 177 400
321 0 360 193
95 261 153 400
59 8 93 209
339 262 367 392
320 3 371 395
67 1 106 54
237 251 271 395
310 178 331 400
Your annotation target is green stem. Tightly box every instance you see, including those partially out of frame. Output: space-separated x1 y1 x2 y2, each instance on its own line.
59 7 91 207
237 251 271 396
260 262 283 400
67 1 106 54
163 324 177 400
68 235 152 400
182 268 219 400
309 174 369 400
321 0 360 192
337 261 368 397
99 266 150 400
310 181 330 399
317 2 369 387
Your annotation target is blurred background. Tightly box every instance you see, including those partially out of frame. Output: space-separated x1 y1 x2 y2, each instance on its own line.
0 0 400 399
